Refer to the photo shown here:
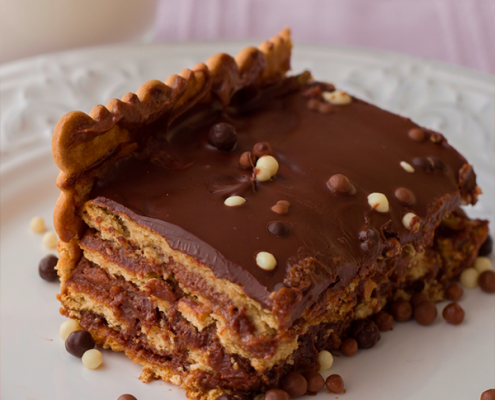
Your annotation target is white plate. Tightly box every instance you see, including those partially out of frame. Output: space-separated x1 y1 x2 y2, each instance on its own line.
1 43 494 400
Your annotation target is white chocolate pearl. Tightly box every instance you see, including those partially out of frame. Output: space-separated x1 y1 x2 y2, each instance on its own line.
224 196 246 207
256 252 277 271
322 90 352 105
318 350 334 372
402 212 418 230
255 167 272 182
60 319 82 341
30 216 46 233
42 231 59 249
367 193 389 213
400 161 415 173
82 349 103 369
256 155 279 177
460 268 479 289
474 257 493 273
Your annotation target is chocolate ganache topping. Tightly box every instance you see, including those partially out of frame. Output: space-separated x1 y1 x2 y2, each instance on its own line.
91 78 472 309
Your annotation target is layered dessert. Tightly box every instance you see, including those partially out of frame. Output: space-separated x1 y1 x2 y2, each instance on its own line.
52 29 489 399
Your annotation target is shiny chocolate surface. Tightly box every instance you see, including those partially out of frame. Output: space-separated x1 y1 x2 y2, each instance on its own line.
91 80 471 308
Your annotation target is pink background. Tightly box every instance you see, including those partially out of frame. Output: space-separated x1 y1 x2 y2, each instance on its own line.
153 0 495 74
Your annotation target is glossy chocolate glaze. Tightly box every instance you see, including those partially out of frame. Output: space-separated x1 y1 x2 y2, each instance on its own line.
91 80 473 308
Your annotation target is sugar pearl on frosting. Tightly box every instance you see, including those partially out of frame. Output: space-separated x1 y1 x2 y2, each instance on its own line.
473 257 493 274
224 196 246 207
402 212 419 231
367 193 389 213
60 319 82 341
82 349 103 369
256 252 277 271
322 90 352 105
30 216 46 233
400 161 415 173
255 167 272 182
256 155 279 177
317 350 334 371
43 231 59 249
460 268 479 288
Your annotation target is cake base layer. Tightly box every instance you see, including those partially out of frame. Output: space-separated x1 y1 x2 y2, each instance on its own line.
58 204 488 400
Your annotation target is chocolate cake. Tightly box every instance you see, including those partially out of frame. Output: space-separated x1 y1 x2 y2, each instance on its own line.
52 29 489 399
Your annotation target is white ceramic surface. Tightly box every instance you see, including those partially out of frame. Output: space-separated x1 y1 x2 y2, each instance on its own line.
1 43 494 400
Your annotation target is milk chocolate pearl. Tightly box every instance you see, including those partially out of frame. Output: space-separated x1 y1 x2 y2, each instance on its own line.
281 371 308 397
340 338 358 356
446 282 464 301
479 235 493 256
65 330 95 357
391 299 412 322
373 311 394 331
394 187 415 206
408 127 426 142
327 174 354 194
412 156 433 171
253 142 273 158
410 292 429 308
267 221 290 237
427 155 444 170
264 389 290 400
479 271 495 293
481 389 495 400
39 254 59 281
414 301 437 326
118 395 137 400
239 151 255 169
443 302 465 325
208 123 237 151
325 374 344 394
303 371 325 392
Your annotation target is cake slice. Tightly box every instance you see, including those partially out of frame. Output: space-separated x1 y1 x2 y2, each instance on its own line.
52 29 489 400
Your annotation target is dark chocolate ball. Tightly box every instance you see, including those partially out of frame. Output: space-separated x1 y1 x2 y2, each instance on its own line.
350 319 381 349
281 371 308 397
38 254 59 281
303 371 325 392
252 142 273 158
208 123 237 151
65 330 95 357
267 221 290 237
479 235 493 256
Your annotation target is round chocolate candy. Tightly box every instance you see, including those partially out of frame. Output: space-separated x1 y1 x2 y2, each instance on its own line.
281 371 308 397
65 330 95 357
350 319 381 349
264 389 290 400
208 123 237 151
410 292 430 308
252 142 273 158
267 221 290 237
414 301 438 326
427 155 444 170
394 187 415 206
373 311 394 331
412 156 434 171
303 371 325 392
408 127 426 142
325 374 344 394
481 389 495 400
39 254 59 282
390 299 412 322
442 302 465 325
327 174 354 194
339 337 358 356
239 151 255 169
479 235 493 256
118 395 137 400
445 282 464 301
479 270 495 293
